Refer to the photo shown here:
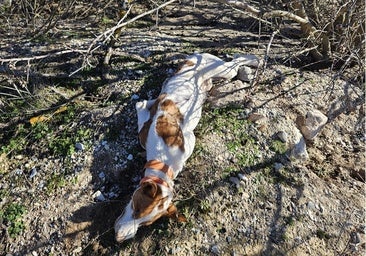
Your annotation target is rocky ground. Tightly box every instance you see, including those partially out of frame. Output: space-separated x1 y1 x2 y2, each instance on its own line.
0 1 365 256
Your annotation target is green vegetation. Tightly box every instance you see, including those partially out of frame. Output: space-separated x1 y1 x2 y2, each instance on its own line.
270 140 287 154
1 104 92 157
199 106 260 172
316 229 331 240
46 173 67 194
0 203 27 238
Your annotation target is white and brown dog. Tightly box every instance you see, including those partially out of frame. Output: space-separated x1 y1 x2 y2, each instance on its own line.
114 53 258 242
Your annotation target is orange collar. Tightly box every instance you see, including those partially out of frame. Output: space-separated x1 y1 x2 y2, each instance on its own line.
140 176 170 188
144 159 174 180
140 160 175 189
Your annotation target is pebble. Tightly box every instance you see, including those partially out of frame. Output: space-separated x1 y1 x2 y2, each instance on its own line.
237 66 254 82
75 142 84 151
135 70 143 75
108 191 118 199
15 169 23 175
211 245 220 255
127 154 133 161
238 173 248 181
131 94 139 100
73 247 82 253
93 190 106 201
276 131 288 143
299 109 328 140
350 231 361 244
169 246 182 254
229 177 241 188
290 136 308 160
226 236 232 243
98 172 105 180
29 168 38 179
38 181 45 190
274 162 284 171
307 201 316 211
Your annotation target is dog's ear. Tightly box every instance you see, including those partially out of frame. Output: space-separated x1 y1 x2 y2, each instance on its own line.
166 203 187 222
141 181 158 198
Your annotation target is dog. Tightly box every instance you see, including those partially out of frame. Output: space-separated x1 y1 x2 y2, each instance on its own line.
114 53 258 242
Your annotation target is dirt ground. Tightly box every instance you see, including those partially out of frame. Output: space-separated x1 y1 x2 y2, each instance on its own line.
0 1 365 256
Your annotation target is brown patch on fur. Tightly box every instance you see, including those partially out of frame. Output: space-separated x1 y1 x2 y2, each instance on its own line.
139 202 186 226
176 59 196 74
139 94 167 148
156 99 185 151
132 182 166 219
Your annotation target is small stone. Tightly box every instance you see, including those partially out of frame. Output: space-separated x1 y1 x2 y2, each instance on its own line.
127 154 133 161
98 172 105 180
93 190 106 201
14 155 23 160
307 201 316 211
38 181 45 190
290 133 309 160
238 173 248 181
350 231 361 244
276 131 288 143
75 142 84 151
298 109 328 140
29 168 38 179
73 247 82 253
15 169 23 175
108 191 117 199
211 245 220 255
229 177 241 187
237 66 254 82
248 113 266 123
274 162 284 171
226 236 232 243
131 94 140 100
169 246 182 254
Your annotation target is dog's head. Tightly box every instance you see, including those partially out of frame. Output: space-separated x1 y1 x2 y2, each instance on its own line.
114 179 177 242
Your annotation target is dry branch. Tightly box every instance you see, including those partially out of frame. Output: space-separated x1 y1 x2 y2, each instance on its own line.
70 0 179 77
0 49 88 65
213 0 328 60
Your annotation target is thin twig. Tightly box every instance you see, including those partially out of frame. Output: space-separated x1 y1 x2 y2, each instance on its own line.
0 49 88 64
86 0 177 56
263 30 279 70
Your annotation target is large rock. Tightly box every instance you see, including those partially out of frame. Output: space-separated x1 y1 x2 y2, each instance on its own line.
298 109 328 140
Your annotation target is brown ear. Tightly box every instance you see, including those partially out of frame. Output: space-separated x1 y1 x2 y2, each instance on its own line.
141 182 158 198
166 203 187 222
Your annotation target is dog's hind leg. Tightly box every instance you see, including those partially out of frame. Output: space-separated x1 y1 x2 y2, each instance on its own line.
199 54 259 82
136 99 156 133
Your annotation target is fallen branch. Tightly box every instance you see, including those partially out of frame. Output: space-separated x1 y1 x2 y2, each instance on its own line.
0 49 88 65
213 0 325 60
69 0 179 77
86 0 178 56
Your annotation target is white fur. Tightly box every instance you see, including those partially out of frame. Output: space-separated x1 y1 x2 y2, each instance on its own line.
115 53 258 242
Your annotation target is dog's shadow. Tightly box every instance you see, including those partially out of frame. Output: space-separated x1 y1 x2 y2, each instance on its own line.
65 58 176 255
